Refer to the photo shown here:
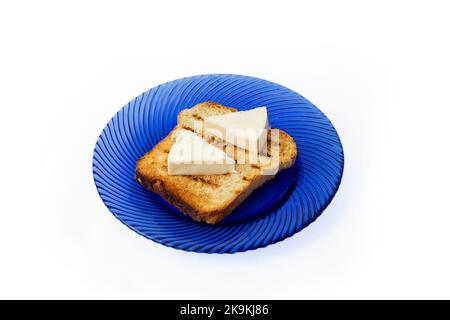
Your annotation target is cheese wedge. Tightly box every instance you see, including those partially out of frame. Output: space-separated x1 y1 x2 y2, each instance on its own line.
203 107 269 153
168 129 235 175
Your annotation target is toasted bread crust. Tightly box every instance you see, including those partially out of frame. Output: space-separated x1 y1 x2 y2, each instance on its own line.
135 101 297 224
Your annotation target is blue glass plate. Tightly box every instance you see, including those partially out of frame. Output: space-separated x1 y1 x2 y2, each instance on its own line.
92 74 344 253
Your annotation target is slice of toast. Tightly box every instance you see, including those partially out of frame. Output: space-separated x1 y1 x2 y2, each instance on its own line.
135 102 297 224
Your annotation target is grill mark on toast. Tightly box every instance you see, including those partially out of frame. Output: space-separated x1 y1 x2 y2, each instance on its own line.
251 164 260 169
193 113 203 120
189 176 219 187
183 126 195 132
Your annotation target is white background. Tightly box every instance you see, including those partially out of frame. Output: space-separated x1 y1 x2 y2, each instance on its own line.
1 1 449 299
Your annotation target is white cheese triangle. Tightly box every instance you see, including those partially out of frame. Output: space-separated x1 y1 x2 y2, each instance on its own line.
168 130 235 175
204 107 269 153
